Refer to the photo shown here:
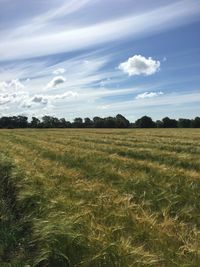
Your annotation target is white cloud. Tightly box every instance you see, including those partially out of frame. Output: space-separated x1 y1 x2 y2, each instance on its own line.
135 91 164 99
52 68 66 75
0 79 24 92
0 94 12 105
31 95 48 104
0 76 78 110
0 91 28 106
22 95 47 108
0 79 27 105
53 91 78 100
0 81 8 92
97 104 110 110
119 55 160 76
46 76 66 89
22 91 79 108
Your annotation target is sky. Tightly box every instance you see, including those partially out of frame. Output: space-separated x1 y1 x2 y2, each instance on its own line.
0 0 200 121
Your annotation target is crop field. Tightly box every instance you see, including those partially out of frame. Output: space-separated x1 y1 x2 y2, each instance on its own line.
0 129 200 267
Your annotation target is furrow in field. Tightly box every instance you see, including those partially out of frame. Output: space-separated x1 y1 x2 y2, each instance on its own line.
1 132 199 221
0 132 198 183
0 130 199 266
10 129 200 148
12 129 200 156
0 135 178 264
3 132 200 190
4 132 199 225
7 131 200 176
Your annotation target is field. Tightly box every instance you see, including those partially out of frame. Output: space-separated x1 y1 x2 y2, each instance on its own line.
0 129 200 267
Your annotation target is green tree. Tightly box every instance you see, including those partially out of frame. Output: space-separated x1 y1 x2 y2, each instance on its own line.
84 117 93 128
135 116 156 128
178 118 191 128
30 117 40 128
115 114 130 128
191 117 200 128
73 118 83 128
162 117 178 128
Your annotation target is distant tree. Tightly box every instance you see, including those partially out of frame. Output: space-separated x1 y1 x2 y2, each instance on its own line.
42 116 51 128
16 116 28 128
9 116 17 128
93 117 104 128
135 116 156 128
59 118 70 128
191 117 200 128
59 118 66 128
0 114 199 128
53 117 61 128
84 117 93 128
58 118 72 128
178 118 191 128
65 121 72 128
0 117 11 128
42 116 59 128
156 120 163 128
115 114 130 128
162 117 178 128
104 117 116 128
73 117 83 128
129 122 136 128
9 116 18 128
30 117 40 128
0 116 28 128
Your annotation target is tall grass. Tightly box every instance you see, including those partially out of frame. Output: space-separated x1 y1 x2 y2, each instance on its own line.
0 129 199 266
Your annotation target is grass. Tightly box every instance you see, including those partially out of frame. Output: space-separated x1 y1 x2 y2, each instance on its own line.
0 128 199 266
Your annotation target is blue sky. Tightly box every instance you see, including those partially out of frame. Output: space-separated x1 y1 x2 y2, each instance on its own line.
0 0 200 121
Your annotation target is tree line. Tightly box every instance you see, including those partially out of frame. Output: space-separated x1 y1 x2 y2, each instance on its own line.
0 114 199 129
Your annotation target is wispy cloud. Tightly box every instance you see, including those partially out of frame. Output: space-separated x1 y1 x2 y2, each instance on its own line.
53 68 66 75
135 91 163 99
1 1 199 61
7 0 92 38
111 92 200 111
0 0 199 119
